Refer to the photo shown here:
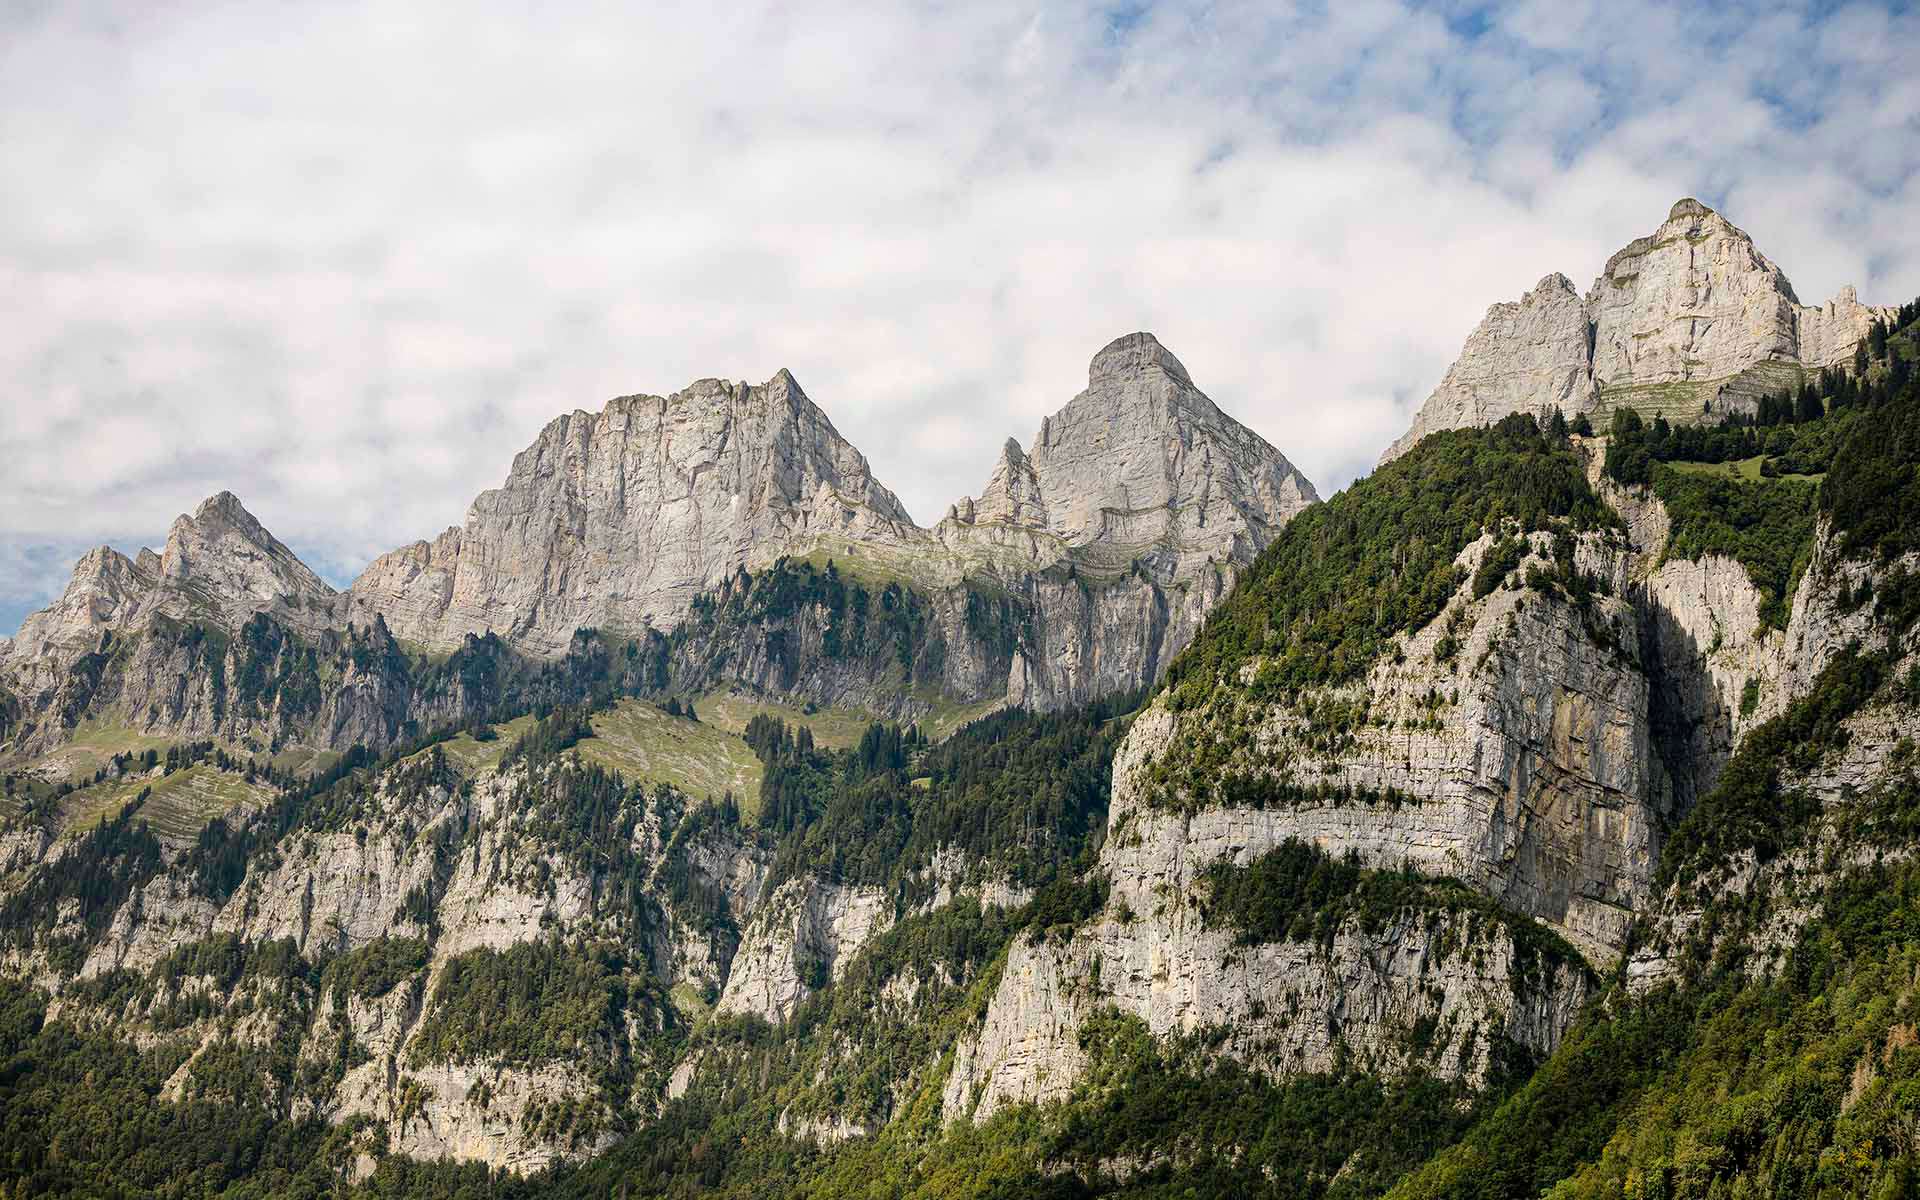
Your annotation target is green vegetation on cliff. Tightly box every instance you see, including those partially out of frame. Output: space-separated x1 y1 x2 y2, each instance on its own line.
1167 413 1617 700
1202 840 1585 995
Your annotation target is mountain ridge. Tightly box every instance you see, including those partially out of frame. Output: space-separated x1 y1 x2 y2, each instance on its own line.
0 330 1317 761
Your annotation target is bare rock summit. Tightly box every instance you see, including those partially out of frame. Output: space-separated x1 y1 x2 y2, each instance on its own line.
938 331 1319 580
349 369 924 655
1382 198 1894 462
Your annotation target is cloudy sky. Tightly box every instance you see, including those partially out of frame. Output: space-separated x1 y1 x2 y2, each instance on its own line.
3 0 1917 634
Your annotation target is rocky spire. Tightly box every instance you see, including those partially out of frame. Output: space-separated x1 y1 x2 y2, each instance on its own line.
1380 198 1894 464
940 331 1319 577
1380 273 1595 463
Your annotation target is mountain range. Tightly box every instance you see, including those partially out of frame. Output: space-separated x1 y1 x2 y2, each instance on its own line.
2 198 1918 1199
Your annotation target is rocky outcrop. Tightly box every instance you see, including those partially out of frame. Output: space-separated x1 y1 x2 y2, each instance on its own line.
715 877 893 1024
945 901 1590 1125
1383 274 1597 462
944 528 1643 1120
932 333 1318 709
938 333 1318 579
6 333 1320 765
1383 199 1894 462
6 493 342 686
349 371 923 656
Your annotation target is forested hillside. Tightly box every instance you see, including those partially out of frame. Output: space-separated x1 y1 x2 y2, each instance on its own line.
2 295 1917 1199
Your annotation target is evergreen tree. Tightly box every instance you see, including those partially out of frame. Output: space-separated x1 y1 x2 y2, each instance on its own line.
1796 386 1825 424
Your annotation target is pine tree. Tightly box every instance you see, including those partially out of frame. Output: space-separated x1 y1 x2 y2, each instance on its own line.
1796 386 1825 424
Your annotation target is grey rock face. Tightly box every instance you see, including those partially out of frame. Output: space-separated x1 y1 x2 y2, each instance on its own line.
1383 199 1893 462
933 332 1318 709
7 334 1320 754
1382 274 1597 463
350 371 922 656
939 333 1318 580
4 493 346 720
943 529 1646 1120
714 878 893 1024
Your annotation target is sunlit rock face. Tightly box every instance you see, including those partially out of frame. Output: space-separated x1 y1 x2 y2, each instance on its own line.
1383 198 1893 463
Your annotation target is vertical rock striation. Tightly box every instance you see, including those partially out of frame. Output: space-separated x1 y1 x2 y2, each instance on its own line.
1383 199 1893 463
348 370 924 656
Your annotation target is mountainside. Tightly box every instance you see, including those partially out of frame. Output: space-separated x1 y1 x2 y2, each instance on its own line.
347 369 923 656
2 204 1919 1200
0 333 1313 792
1383 198 1894 462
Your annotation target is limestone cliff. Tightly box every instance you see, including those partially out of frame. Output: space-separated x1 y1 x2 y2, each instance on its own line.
349 371 922 656
6 492 341 684
1383 199 1893 462
6 333 1319 764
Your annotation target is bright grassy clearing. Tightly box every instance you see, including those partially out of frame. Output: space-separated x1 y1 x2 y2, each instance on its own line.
693 690 875 750
574 699 764 811
59 764 274 846
423 714 539 777
24 722 176 782
696 686 1007 747
916 693 1008 741
14 720 345 788
1665 456 1825 484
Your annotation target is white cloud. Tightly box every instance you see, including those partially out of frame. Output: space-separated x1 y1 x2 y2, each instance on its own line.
1 0 1917 635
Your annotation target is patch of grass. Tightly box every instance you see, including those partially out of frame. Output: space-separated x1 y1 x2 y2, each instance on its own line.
574 699 764 811
668 980 712 1021
416 714 537 777
1664 455 1824 484
26 722 176 781
693 690 874 751
916 693 1009 742
59 766 274 847
264 746 343 778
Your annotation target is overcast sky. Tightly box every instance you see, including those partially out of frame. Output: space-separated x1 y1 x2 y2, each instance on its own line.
3 0 1917 635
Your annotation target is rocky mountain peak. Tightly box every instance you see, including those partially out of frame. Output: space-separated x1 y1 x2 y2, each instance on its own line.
5 493 339 676
351 369 925 655
1087 331 1193 391
1666 196 1713 222
5 545 153 665
154 491 337 625
1381 197 1894 463
941 332 1318 580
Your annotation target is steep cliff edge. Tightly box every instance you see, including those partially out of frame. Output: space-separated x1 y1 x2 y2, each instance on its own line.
348 370 923 656
1383 198 1893 462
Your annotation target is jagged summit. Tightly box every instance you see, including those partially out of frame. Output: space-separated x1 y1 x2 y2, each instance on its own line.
6 492 340 674
1381 197 1894 463
7 335 1322 722
349 368 923 656
939 330 1318 582
345 336 1320 660
1088 331 1193 389
1666 196 1713 221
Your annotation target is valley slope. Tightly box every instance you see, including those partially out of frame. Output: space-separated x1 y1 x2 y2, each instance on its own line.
2 201 1918 1200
